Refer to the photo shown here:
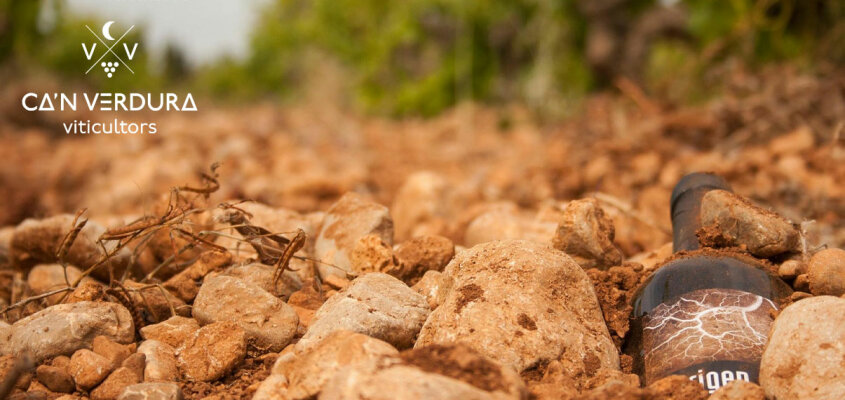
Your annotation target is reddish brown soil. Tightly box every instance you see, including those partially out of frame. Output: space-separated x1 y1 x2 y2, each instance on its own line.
181 354 276 400
398 344 508 393
455 283 484 313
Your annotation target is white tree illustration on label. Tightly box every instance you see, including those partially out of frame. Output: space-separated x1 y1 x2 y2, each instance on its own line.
642 288 776 392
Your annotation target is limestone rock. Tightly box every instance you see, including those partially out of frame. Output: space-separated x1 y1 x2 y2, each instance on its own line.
254 375 290 400
524 358 639 398
760 296 845 399
300 273 429 350
319 344 528 400
709 380 765 400
139 316 199 349
628 242 673 271
65 279 107 304
192 275 298 352
698 190 799 257
118 383 183 400
314 193 394 279
10 215 130 281
254 330 397 399
26 264 85 305
35 365 74 393
412 270 453 310
391 171 450 241
91 367 141 400
794 273 810 292
647 375 708 400
393 235 455 285
579 380 641 400
220 262 302 299
137 340 179 382
177 321 246 382
92 335 132 369
416 240 618 375
121 353 147 381
552 198 623 269
69 349 113 390
778 259 807 281
349 234 399 276
807 248 845 296
3 301 134 363
464 205 556 247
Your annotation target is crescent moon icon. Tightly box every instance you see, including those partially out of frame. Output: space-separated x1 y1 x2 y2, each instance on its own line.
102 21 115 41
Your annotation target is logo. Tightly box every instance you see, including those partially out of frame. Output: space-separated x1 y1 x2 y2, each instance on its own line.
82 21 138 78
20 20 196 136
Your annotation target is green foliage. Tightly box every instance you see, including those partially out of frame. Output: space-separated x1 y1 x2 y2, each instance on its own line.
686 0 843 63
4 0 841 116
202 0 841 116
198 0 593 116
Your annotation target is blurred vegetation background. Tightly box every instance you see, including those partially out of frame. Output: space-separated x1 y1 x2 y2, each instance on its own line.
1 0 843 117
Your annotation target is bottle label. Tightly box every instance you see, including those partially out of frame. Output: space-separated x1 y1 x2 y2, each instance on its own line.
641 288 776 385
679 361 757 393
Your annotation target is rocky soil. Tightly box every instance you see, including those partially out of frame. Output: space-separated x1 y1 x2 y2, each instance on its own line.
0 66 843 399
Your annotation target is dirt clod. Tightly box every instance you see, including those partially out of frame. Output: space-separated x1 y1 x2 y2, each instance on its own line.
553 198 624 269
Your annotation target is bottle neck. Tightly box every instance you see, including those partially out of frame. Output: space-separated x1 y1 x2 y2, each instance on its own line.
670 173 731 252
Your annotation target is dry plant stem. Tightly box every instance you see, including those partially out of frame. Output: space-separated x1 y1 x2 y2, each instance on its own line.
199 230 337 270
153 283 178 317
56 208 88 288
55 208 88 261
0 287 72 315
121 282 179 320
177 162 221 195
592 192 671 235
142 243 196 283
272 229 306 293
173 228 228 253
3 166 222 321
217 205 293 264
132 287 160 322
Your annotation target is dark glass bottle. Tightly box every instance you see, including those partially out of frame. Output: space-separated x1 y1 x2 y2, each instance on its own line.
625 173 792 393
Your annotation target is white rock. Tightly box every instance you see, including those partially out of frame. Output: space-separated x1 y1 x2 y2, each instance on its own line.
254 330 397 399
300 273 429 349
319 344 528 400
220 262 302 298
314 193 394 279
2 301 134 363
193 275 298 352
26 264 86 305
137 340 179 382
118 382 183 400
464 205 556 247
391 171 450 241
760 296 845 400
416 240 618 374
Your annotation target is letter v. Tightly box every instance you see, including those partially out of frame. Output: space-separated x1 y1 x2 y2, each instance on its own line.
82 43 97 60
124 43 138 60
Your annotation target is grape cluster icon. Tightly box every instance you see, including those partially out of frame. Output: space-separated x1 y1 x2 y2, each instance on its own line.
101 61 119 78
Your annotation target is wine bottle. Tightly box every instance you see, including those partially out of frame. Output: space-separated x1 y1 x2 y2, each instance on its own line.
625 172 792 392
